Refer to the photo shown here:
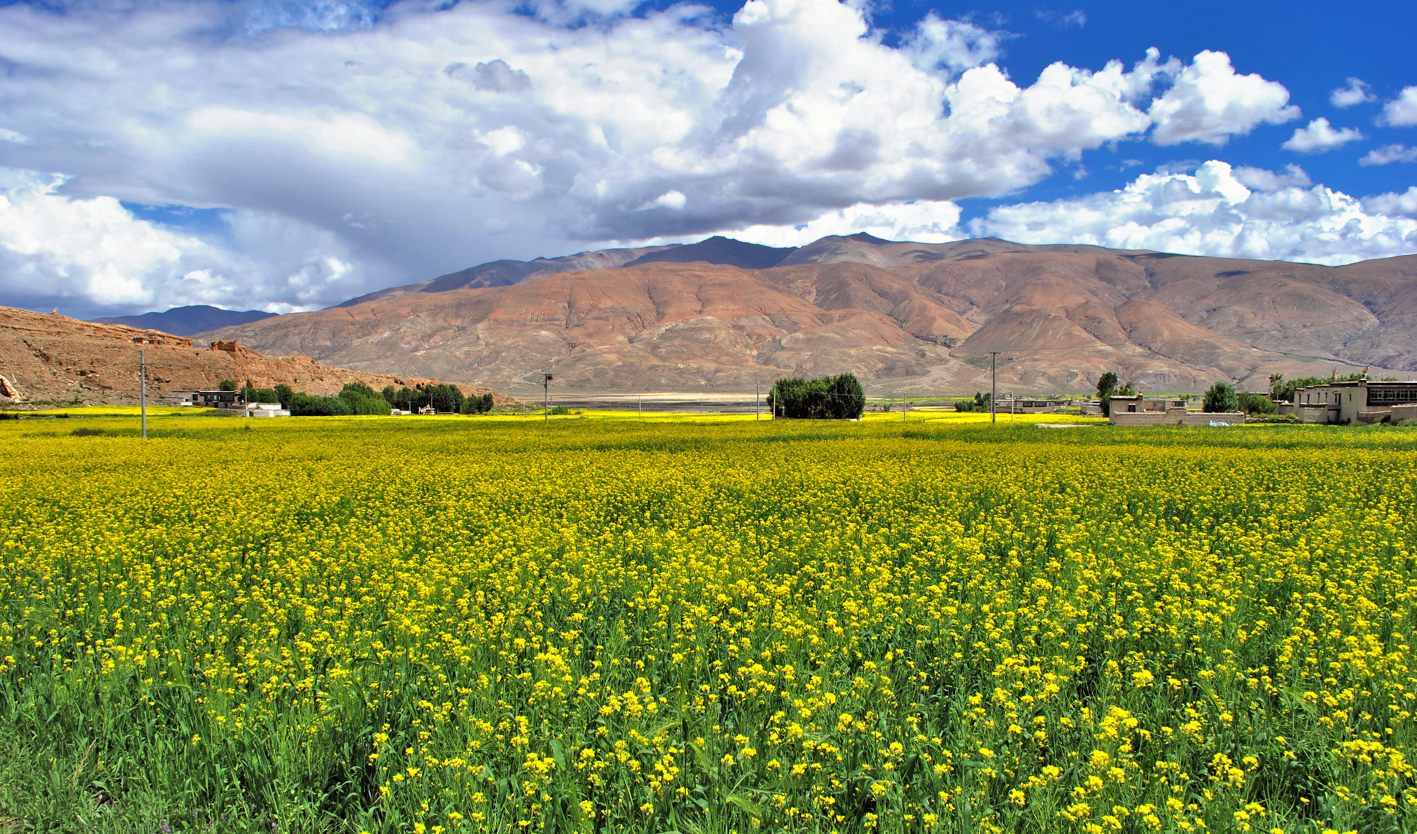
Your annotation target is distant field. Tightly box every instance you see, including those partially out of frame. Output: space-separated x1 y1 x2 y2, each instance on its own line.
8 405 221 417
1 417 1413 832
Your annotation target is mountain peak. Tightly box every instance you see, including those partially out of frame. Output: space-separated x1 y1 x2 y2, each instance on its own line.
93 305 277 336
624 237 797 270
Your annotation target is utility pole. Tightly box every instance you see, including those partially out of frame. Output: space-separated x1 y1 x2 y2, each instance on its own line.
755 382 759 421
903 393 907 422
540 373 553 423
139 349 148 439
990 352 999 424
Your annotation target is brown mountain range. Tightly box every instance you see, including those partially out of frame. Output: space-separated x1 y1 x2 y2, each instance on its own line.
0 306 510 407
199 234 1417 395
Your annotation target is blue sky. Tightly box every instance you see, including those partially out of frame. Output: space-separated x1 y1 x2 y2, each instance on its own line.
0 0 1414 317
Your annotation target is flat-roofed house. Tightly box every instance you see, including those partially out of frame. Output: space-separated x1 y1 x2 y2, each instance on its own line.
1107 395 1186 414
194 390 245 409
1290 379 1417 423
244 402 290 417
168 390 245 408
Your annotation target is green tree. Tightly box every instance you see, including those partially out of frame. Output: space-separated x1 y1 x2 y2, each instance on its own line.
460 393 495 415
768 374 864 419
338 383 391 415
1203 381 1240 413
427 384 464 414
274 384 294 409
1268 373 1285 402
827 372 866 419
392 386 422 411
217 379 237 391
1096 372 1119 416
381 385 398 406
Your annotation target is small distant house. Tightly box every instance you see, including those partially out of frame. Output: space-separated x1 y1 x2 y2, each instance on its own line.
1107 395 1186 414
994 397 1071 414
418 405 437 415
244 402 290 418
168 391 196 407
186 390 246 409
1285 379 1417 424
1109 394 1241 426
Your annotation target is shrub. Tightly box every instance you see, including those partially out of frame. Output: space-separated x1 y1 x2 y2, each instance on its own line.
954 392 992 413
1237 391 1277 416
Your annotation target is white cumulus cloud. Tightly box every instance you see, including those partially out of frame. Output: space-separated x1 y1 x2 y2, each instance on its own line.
1148 51 1299 145
1360 144 1417 166
905 15 1010 74
1281 118 1363 153
1380 86 1417 127
1232 164 1310 190
1330 77 1376 108
971 161 1417 265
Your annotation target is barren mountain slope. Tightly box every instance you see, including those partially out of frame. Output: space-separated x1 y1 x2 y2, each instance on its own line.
0 306 509 407
203 245 1406 393
204 262 954 391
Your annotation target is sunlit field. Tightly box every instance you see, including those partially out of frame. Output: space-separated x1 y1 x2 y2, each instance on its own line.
1 416 1413 833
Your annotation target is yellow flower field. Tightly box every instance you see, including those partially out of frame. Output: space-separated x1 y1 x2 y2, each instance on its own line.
0 416 1413 833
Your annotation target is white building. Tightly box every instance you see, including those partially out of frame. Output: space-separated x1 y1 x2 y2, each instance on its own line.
244 402 290 418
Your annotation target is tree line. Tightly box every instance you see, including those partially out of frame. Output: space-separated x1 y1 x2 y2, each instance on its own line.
766 373 866 419
225 380 496 416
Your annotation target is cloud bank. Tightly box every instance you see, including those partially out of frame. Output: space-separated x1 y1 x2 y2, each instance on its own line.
971 161 1417 266
0 0 1406 316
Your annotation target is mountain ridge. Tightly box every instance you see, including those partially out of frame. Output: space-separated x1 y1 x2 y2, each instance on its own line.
196 234 1417 395
94 305 277 336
